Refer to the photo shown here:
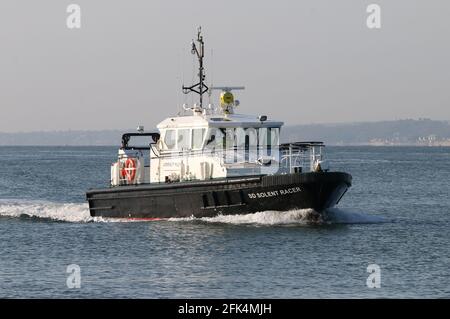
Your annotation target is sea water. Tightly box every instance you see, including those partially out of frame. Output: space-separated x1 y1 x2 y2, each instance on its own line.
0 146 448 298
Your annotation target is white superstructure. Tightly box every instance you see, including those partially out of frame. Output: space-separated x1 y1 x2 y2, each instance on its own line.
110 27 326 187
111 87 285 186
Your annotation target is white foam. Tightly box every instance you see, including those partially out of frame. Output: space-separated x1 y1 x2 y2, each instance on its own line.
0 200 160 223
0 199 92 223
170 208 388 225
169 209 323 226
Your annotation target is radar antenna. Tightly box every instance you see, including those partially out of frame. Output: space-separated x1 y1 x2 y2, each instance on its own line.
182 27 209 109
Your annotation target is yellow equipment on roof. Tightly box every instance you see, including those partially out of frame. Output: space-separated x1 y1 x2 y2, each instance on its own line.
220 91 234 106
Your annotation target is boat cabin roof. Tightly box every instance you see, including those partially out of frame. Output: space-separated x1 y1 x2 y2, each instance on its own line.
157 113 284 130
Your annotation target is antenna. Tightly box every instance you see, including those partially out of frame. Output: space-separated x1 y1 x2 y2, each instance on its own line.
210 86 245 92
182 26 209 109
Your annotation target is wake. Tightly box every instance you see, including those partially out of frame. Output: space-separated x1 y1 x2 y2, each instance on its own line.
170 208 388 226
0 199 388 225
0 199 92 223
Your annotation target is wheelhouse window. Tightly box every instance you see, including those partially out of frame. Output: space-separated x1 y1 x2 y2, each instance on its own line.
259 128 268 148
161 126 280 154
235 128 246 149
192 128 205 150
259 127 280 156
235 128 246 162
246 128 258 162
205 128 224 150
177 129 191 150
259 128 280 145
164 129 176 150
270 127 280 146
225 128 235 149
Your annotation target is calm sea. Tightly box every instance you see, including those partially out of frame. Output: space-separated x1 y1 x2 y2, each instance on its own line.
0 146 448 298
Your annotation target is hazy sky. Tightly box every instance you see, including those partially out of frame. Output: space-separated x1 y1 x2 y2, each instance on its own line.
0 1 449 132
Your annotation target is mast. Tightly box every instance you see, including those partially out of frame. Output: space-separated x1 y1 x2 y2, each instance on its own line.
182 26 209 109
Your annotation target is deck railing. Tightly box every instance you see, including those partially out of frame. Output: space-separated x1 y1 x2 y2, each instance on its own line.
279 142 325 173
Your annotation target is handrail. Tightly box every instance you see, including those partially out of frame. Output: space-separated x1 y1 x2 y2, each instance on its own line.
279 142 325 173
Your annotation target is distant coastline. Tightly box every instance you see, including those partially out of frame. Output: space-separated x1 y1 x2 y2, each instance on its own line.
282 119 450 147
1 119 450 147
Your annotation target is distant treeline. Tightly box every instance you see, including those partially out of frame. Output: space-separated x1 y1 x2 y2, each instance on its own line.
0 130 124 146
282 119 450 145
1 119 450 146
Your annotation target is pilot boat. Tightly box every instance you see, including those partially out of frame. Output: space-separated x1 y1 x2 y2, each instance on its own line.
86 28 352 220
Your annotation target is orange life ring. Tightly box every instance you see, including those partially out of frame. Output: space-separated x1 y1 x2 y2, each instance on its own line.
121 158 136 183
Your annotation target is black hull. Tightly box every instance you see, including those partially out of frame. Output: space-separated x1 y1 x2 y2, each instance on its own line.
86 172 352 219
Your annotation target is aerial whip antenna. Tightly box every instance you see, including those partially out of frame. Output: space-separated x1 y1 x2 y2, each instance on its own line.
182 26 209 109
